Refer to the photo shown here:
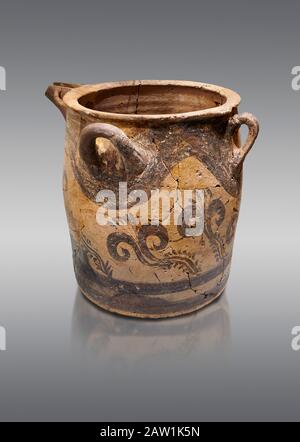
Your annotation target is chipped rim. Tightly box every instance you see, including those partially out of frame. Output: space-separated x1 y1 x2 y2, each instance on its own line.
63 79 241 123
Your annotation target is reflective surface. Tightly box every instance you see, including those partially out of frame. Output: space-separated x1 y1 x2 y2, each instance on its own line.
72 289 231 362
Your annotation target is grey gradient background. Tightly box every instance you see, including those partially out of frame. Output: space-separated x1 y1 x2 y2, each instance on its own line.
0 0 299 421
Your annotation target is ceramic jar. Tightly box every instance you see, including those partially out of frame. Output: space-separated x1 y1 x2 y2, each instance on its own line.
46 80 259 318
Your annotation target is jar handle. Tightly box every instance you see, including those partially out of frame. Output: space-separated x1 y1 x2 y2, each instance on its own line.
45 82 81 119
227 113 260 168
79 123 153 177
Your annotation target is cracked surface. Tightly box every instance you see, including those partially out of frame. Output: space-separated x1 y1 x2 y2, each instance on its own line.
61 102 242 318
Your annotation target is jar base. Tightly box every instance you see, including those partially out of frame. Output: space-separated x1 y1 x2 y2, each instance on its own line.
73 244 230 319
77 284 227 319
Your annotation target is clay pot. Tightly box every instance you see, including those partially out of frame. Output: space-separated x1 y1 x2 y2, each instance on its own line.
46 80 259 319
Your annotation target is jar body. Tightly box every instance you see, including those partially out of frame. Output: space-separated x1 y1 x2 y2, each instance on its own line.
63 110 242 318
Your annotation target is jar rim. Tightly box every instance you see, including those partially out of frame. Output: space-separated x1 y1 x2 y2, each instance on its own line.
63 80 241 123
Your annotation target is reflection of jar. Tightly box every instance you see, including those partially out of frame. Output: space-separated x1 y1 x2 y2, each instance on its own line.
46 80 259 318
72 290 231 361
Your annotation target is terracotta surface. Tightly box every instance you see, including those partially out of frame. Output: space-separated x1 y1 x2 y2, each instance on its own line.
46 80 259 318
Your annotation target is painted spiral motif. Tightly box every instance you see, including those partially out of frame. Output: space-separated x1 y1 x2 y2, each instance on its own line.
107 225 200 274
81 195 234 279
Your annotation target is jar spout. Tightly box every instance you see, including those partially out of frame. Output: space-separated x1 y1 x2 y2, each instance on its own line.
45 82 81 119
